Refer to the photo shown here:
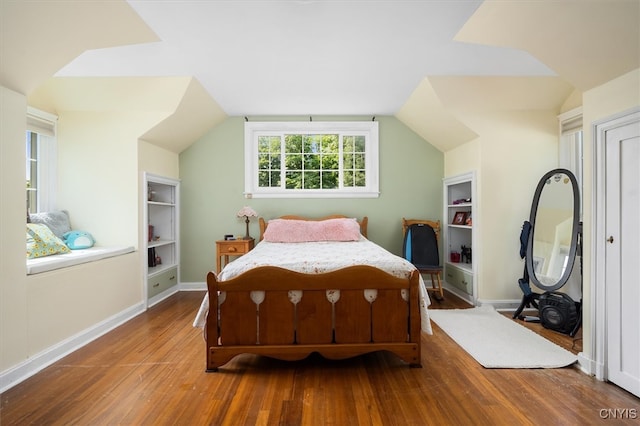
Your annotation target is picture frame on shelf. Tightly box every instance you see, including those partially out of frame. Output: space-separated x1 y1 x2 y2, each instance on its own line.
453 211 467 225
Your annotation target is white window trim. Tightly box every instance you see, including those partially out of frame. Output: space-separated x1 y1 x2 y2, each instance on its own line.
558 107 583 207
27 107 58 212
244 121 379 199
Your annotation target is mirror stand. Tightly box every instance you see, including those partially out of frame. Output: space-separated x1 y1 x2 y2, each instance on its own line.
513 168 583 337
513 221 541 321
513 222 583 337
513 280 540 321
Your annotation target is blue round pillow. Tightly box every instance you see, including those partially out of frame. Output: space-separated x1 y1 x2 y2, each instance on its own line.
63 231 95 250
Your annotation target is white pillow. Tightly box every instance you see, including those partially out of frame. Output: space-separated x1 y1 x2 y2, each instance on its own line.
29 210 71 238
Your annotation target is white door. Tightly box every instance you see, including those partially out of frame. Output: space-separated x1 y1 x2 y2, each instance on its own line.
605 120 640 398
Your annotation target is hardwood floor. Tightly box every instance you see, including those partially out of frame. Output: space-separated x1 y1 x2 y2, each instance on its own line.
1 290 637 425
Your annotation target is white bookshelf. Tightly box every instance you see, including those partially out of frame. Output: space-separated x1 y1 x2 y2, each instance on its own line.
443 172 476 304
143 173 180 307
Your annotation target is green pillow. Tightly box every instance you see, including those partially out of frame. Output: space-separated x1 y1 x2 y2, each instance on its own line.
26 223 71 259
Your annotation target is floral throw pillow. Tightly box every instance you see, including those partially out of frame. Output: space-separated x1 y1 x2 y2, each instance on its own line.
26 223 71 258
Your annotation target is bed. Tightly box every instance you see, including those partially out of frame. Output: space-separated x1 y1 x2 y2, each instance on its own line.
193 215 432 371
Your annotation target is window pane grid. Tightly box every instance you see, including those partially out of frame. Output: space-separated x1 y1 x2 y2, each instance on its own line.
246 121 378 198
342 135 366 188
282 133 341 190
258 135 282 188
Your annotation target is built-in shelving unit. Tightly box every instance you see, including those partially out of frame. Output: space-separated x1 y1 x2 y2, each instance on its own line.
443 172 476 304
143 173 180 307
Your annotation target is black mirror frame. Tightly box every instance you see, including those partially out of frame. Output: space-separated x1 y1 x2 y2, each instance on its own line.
525 168 580 292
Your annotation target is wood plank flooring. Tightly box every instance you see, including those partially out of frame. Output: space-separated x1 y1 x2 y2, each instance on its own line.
1 290 637 425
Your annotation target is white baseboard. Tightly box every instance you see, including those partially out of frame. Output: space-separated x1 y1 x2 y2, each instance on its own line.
147 282 206 309
0 302 145 393
577 352 597 376
440 282 474 304
147 285 180 308
180 281 206 291
476 298 525 311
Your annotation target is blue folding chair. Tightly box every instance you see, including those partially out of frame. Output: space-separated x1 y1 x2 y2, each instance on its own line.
402 218 444 301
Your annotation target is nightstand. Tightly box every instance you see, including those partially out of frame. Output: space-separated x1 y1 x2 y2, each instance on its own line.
216 238 255 272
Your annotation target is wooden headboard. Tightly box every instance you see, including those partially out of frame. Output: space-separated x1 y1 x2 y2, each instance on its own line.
258 215 368 241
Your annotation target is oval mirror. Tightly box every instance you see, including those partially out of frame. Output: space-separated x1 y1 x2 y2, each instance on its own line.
525 168 580 292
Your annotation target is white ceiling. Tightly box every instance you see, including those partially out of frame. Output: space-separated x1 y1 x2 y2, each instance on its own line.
56 0 556 116
3 0 638 153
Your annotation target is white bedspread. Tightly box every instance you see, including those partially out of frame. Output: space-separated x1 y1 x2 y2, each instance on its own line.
193 237 432 334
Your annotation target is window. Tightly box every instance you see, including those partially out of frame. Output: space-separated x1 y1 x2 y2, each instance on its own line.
245 121 379 198
26 107 57 214
26 131 38 213
558 107 583 207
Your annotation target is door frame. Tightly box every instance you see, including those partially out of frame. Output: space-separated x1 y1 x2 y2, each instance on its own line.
591 107 640 381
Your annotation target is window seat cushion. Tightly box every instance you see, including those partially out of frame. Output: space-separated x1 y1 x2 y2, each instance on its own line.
26 245 135 275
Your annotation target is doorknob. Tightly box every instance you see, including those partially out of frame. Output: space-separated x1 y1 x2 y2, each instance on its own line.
607 236 614 243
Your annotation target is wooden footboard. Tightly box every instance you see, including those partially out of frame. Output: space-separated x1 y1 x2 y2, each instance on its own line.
205 265 422 371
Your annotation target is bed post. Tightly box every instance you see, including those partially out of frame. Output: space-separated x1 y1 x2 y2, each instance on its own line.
409 270 422 368
205 272 220 372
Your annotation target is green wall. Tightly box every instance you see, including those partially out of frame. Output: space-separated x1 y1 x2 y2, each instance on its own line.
179 116 443 282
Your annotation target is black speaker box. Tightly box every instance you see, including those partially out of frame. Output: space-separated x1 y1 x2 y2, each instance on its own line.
538 291 578 334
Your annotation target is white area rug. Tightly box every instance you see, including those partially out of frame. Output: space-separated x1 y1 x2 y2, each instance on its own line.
429 306 577 368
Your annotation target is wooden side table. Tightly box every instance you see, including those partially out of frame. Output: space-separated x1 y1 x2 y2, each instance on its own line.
216 238 255 272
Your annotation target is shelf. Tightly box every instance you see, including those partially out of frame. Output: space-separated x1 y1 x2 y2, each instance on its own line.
448 224 472 230
448 203 472 208
148 201 175 207
148 263 178 277
446 261 472 273
148 239 176 249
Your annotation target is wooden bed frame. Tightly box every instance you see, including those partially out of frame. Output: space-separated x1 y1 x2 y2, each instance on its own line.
204 215 422 371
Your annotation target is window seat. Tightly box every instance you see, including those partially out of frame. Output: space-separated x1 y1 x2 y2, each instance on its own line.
27 246 135 275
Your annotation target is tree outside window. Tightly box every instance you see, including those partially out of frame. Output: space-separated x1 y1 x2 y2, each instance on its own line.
246 121 378 199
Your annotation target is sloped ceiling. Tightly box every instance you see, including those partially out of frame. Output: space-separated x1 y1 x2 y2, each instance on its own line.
0 0 158 96
395 78 480 153
29 77 192 113
398 0 639 150
139 78 226 153
455 0 640 92
397 76 577 152
27 76 225 153
3 0 639 153
57 0 555 116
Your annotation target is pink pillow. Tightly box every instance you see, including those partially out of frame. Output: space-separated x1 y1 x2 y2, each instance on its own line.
263 218 361 243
